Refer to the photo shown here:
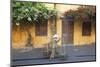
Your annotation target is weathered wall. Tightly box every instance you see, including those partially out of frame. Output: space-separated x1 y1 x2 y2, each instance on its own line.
12 30 28 48
12 22 51 48
12 4 96 48
12 19 96 48
56 17 62 47
74 20 96 45
12 18 63 48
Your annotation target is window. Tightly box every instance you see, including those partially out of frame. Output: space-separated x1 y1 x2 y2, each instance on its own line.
82 21 91 36
35 22 47 36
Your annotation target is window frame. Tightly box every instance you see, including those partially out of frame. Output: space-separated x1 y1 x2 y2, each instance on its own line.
82 21 91 36
35 22 48 36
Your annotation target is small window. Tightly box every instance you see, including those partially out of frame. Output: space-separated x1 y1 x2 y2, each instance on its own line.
35 22 47 36
82 22 91 36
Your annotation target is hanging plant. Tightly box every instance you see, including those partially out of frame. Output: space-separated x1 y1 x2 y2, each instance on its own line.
64 6 96 22
12 1 57 26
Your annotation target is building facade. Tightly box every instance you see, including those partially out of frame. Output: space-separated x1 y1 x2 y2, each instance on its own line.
12 4 96 48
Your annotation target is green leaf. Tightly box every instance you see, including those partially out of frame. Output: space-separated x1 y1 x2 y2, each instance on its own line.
12 1 57 24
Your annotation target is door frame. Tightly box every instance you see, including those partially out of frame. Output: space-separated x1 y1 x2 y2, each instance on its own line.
61 17 74 46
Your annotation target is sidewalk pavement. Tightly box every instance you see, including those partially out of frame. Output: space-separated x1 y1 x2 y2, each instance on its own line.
11 44 96 66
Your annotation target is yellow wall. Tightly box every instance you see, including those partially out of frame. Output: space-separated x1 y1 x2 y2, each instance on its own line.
74 20 96 45
56 16 62 47
12 4 96 48
12 21 53 48
12 19 96 48
33 20 51 48
12 30 28 48
12 18 63 49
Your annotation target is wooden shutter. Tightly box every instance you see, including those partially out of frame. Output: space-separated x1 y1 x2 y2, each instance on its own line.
35 22 47 36
82 22 91 36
